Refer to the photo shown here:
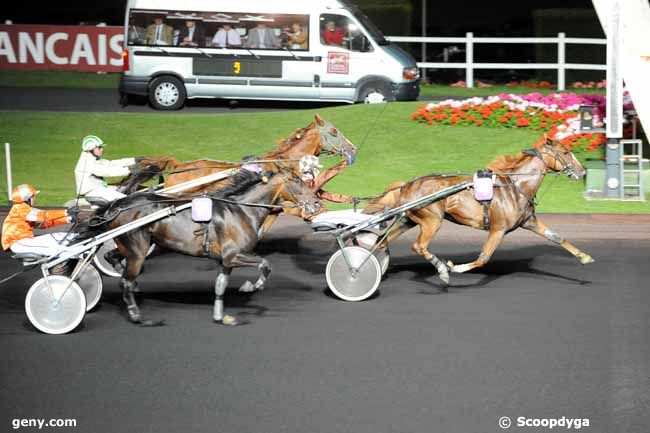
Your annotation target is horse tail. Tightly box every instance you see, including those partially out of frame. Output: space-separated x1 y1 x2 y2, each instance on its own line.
119 155 181 194
362 181 406 214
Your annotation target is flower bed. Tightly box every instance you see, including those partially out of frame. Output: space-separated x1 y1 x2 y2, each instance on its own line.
412 92 609 158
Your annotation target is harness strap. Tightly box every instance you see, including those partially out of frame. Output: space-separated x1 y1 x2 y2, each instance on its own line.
482 202 490 230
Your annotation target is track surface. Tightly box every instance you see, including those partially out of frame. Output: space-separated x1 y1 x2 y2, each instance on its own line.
0 87 438 113
1 215 649 432
0 87 351 113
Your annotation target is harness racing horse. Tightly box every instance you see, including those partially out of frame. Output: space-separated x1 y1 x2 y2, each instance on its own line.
91 169 321 326
120 113 357 195
363 137 594 287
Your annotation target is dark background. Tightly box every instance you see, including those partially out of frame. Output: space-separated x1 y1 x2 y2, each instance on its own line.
1 0 603 35
2 1 606 83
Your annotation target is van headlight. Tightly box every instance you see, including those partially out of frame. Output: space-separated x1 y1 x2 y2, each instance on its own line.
402 67 420 80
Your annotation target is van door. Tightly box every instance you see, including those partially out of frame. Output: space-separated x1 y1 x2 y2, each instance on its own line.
316 13 379 102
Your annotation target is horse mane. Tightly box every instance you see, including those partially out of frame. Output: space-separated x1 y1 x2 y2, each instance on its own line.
263 123 316 159
212 169 264 198
486 139 546 174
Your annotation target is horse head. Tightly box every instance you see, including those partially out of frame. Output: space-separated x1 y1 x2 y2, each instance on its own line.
537 137 586 180
267 169 322 217
313 113 357 164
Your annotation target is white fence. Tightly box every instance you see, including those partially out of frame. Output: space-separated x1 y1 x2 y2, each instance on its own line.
387 32 607 90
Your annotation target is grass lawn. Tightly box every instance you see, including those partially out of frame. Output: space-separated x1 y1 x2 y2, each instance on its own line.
420 83 606 98
0 103 647 213
0 71 121 89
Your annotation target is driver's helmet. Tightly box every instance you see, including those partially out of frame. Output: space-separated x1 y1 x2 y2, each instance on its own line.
11 184 39 204
81 135 104 152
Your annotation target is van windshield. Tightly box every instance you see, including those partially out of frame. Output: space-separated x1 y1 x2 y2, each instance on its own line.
342 3 389 46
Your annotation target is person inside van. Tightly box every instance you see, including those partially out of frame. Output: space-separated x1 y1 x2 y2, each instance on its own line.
285 22 308 50
212 23 242 48
144 16 173 45
178 20 206 47
321 20 345 47
246 22 279 49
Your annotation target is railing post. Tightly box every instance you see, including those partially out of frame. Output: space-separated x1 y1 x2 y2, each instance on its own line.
557 32 566 91
5 143 12 202
465 32 474 88
421 0 427 82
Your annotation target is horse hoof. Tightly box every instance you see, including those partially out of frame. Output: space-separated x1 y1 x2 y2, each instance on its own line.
438 272 450 286
221 315 240 326
140 319 166 327
580 254 595 265
238 281 255 293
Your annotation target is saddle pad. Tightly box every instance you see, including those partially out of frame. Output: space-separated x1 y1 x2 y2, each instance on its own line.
191 197 213 222
473 174 494 201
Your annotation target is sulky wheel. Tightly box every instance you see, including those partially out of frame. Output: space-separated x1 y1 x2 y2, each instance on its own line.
93 239 122 278
93 240 155 278
326 246 382 302
25 275 86 335
354 231 390 275
74 264 103 312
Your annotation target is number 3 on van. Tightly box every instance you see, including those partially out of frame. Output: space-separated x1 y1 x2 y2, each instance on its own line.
233 61 241 75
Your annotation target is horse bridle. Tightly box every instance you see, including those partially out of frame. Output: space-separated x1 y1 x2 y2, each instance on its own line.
272 171 320 215
315 122 357 163
524 144 577 178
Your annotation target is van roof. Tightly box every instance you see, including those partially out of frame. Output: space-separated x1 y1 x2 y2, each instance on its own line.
128 0 351 15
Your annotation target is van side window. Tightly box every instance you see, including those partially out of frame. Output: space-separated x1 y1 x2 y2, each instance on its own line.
319 14 372 52
127 9 309 51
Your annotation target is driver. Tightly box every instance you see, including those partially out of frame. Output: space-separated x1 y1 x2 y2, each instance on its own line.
75 135 136 202
2 184 78 256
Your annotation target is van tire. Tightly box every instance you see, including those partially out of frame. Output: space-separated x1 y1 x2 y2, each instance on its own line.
357 82 395 104
148 76 186 110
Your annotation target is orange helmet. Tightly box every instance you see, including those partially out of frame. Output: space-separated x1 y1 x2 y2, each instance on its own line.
11 184 39 204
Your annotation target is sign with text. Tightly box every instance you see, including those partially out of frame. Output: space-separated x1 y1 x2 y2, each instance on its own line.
0 24 124 72
327 52 349 74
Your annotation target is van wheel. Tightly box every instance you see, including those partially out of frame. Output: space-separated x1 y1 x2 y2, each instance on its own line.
358 82 394 104
149 76 186 110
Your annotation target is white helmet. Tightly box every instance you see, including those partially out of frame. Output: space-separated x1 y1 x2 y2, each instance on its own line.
81 135 104 152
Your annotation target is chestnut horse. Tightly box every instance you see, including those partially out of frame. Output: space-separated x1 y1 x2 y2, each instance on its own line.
89 169 322 326
363 137 594 286
121 113 356 195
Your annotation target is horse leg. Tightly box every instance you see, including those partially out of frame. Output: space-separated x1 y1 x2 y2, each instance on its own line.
407 212 449 287
449 229 506 274
119 252 147 325
522 216 594 264
214 266 239 326
259 214 279 238
229 252 271 293
116 235 163 326
376 217 416 249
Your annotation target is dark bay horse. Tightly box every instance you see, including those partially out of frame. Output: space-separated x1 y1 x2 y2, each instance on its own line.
121 113 357 194
92 170 321 326
363 137 594 286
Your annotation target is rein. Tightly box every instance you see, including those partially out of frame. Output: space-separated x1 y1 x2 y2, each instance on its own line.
89 177 308 227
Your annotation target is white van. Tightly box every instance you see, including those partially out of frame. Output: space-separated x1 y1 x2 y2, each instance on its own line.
120 0 420 109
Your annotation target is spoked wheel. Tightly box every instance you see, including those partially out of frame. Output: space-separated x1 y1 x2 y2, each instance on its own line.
73 264 103 312
354 231 390 275
326 246 382 302
25 275 86 335
94 240 155 278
